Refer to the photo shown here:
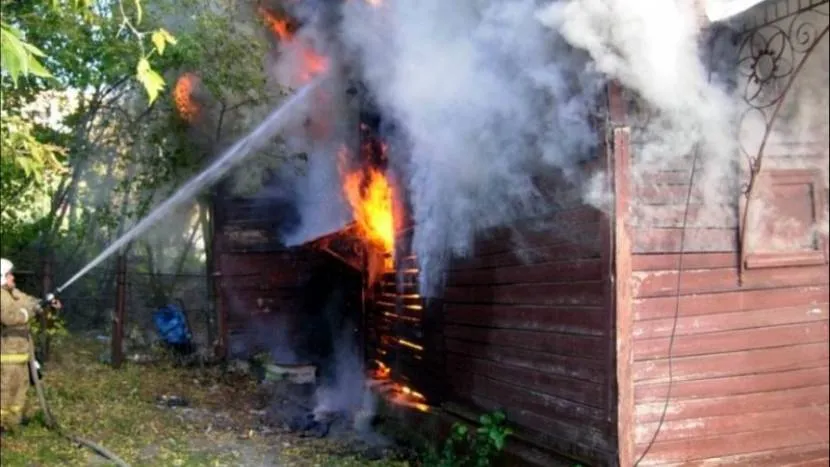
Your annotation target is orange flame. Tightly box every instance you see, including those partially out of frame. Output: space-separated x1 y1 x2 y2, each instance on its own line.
299 48 329 83
368 377 431 413
343 167 396 253
258 6 292 42
173 73 199 122
339 147 396 253
258 7 328 84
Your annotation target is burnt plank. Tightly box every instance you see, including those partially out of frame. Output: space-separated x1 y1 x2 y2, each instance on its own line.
474 210 601 255
445 355 605 409
449 370 606 424
444 397 612 463
445 339 605 383
444 325 607 359
443 281 605 306
446 258 603 286
444 304 606 336
449 241 601 271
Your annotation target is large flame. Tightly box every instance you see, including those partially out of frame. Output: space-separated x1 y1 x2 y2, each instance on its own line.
338 146 396 253
173 73 199 122
342 166 396 253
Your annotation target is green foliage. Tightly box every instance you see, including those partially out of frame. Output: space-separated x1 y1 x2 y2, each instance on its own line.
30 308 69 340
0 112 65 176
0 23 52 86
136 57 165 104
1 0 278 331
0 114 61 242
423 411 513 467
2 335 408 466
0 0 175 102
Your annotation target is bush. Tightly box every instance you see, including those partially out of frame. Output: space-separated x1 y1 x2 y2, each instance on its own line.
423 410 513 467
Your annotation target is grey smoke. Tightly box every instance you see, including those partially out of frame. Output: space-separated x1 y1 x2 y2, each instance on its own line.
280 143 352 246
340 0 603 294
313 325 376 425
272 0 827 293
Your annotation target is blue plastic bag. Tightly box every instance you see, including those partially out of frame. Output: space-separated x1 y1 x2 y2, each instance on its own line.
152 304 192 345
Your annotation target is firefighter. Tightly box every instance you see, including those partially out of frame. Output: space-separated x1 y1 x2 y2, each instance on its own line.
0 258 62 434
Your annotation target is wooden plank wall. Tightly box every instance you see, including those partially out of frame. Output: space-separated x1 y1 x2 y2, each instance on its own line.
626 162 830 463
630 252 829 465
438 173 616 465
213 195 332 359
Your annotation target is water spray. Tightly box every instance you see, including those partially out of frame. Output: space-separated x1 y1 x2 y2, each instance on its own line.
42 78 323 303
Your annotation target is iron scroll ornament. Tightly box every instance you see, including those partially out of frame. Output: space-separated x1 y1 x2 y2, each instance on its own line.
735 2 829 281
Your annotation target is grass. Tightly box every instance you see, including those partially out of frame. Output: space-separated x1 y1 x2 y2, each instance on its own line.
0 334 410 467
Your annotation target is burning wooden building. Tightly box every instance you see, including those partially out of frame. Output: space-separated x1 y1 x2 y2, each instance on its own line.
206 0 828 465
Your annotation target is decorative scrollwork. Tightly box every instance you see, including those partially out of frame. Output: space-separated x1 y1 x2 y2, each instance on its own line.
730 0 830 284
735 2 829 171
737 2 829 110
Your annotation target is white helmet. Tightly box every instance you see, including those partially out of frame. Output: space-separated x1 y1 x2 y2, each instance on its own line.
0 258 13 286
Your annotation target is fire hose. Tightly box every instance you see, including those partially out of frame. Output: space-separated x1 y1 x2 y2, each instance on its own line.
27 298 131 467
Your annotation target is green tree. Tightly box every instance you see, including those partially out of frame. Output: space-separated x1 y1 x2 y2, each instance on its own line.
2 0 286 334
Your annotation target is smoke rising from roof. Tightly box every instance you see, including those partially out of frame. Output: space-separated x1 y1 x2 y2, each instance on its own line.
272 0 828 293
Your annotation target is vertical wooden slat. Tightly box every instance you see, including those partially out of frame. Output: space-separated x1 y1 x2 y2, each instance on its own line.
210 194 228 360
599 86 618 467
609 80 635 467
40 255 53 362
112 253 126 369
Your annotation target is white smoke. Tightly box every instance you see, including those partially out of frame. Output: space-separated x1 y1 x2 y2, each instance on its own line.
281 144 353 246
340 0 603 293
272 0 826 293
540 0 742 225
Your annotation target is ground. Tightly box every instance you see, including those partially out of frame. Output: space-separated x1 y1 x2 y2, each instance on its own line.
0 334 412 467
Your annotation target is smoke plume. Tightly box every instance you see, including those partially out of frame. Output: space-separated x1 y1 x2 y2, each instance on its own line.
271 0 827 292
340 0 604 293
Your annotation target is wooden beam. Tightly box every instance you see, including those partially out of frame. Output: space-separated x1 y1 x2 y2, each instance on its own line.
609 80 635 467
112 253 126 369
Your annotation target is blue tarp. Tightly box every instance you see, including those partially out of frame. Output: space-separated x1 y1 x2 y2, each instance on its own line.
152 304 192 345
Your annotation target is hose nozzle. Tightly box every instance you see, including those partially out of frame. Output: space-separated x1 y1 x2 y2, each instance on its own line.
40 292 57 308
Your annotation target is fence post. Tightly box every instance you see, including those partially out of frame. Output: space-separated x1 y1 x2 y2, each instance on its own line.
112 253 127 368
40 255 53 361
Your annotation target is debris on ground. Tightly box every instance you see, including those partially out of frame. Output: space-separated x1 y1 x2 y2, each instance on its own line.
0 334 410 467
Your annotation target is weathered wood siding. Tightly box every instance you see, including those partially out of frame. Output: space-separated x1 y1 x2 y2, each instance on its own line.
629 251 829 465
622 3 830 462
437 171 616 466
625 157 829 464
212 194 338 359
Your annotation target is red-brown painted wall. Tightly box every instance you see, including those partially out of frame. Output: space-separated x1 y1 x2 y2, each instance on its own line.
438 171 617 466
623 158 829 465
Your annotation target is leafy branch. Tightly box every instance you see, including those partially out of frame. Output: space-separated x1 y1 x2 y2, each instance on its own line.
423 410 513 467
0 0 177 103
